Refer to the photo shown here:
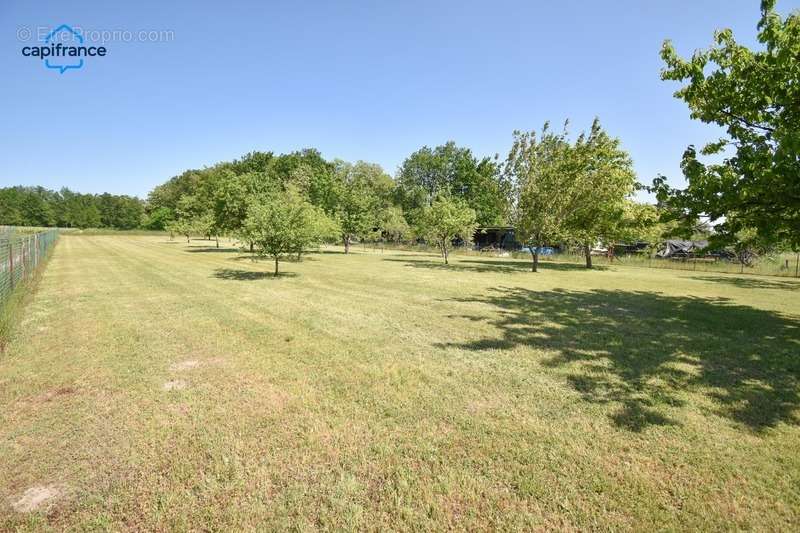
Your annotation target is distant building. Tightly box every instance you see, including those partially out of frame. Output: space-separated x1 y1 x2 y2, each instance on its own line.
657 239 709 258
473 227 518 250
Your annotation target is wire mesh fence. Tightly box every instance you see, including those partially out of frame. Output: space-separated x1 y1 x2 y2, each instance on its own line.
0 227 60 308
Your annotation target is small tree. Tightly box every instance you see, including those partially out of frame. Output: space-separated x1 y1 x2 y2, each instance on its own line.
192 213 216 243
613 201 664 259
379 206 411 244
504 123 585 272
416 195 477 264
167 219 193 243
241 188 336 276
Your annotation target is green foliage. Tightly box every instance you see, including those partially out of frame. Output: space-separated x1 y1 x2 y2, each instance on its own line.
241 188 339 275
654 0 800 248
416 195 477 264
563 119 637 262
377 206 411 243
396 141 507 227
166 219 195 242
504 120 638 270
0 186 144 229
614 201 663 246
332 160 394 253
141 206 174 230
504 123 582 271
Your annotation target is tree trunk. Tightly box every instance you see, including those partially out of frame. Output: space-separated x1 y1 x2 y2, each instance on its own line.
274 257 279 276
249 242 254 253
215 235 219 248
443 243 449 265
344 235 350 254
584 243 592 269
530 246 539 272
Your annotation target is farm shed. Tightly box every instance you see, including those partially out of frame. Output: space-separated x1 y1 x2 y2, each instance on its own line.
657 239 709 258
473 227 518 250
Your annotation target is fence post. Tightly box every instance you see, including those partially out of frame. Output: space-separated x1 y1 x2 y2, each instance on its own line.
22 238 26 281
8 241 13 289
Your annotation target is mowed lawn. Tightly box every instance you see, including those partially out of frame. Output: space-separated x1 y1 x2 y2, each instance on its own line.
2 236 799 530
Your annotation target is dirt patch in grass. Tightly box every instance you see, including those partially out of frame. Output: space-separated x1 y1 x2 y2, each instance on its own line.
169 358 225 372
169 360 200 371
162 379 188 391
11 484 63 513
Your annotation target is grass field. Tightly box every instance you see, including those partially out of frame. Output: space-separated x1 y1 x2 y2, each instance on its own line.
1 235 799 530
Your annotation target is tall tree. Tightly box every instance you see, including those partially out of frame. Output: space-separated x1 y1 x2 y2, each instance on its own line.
332 160 393 253
564 119 637 268
653 0 800 249
396 142 507 227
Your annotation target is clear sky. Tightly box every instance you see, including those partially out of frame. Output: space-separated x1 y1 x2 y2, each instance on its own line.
1 0 797 199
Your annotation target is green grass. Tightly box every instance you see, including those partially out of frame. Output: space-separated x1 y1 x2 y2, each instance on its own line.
1 235 799 530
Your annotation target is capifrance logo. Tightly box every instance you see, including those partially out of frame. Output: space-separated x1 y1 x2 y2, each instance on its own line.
20 24 107 74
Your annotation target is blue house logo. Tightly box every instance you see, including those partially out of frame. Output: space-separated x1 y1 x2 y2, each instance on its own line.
20 24 108 74
44 24 84 74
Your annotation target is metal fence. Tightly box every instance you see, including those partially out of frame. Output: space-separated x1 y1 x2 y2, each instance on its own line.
0 228 59 307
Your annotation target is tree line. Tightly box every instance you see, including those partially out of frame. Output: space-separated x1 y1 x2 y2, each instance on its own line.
0 186 144 230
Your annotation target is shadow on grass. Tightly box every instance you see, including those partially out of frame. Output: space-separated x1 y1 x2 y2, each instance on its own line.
692 275 800 291
438 287 800 432
186 247 239 253
383 257 605 273
212 268 297 280
313 250 347 255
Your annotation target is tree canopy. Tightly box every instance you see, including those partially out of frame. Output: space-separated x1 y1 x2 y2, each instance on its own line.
0 186 144 229
396 142 507 227
241 188 339 275
653 0 800 249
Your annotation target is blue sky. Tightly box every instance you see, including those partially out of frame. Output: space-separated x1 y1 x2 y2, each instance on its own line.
1 0 797 199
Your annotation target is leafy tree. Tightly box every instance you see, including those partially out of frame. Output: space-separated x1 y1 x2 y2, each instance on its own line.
1 186 146 229
653 0 800 249
378 206 411 243
416 195 477 264
146 170 204 220
0 188 24 225
241 188 337 276
167 219 193 243
142 206 174 230
614 201 663 249
332 160 393 253
97 193 144 229
229 151 274 174
396 142 507 227
192 213 216 242
268 149 337 211
564 119 637 268
504 123 588 272
0 186 59 226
